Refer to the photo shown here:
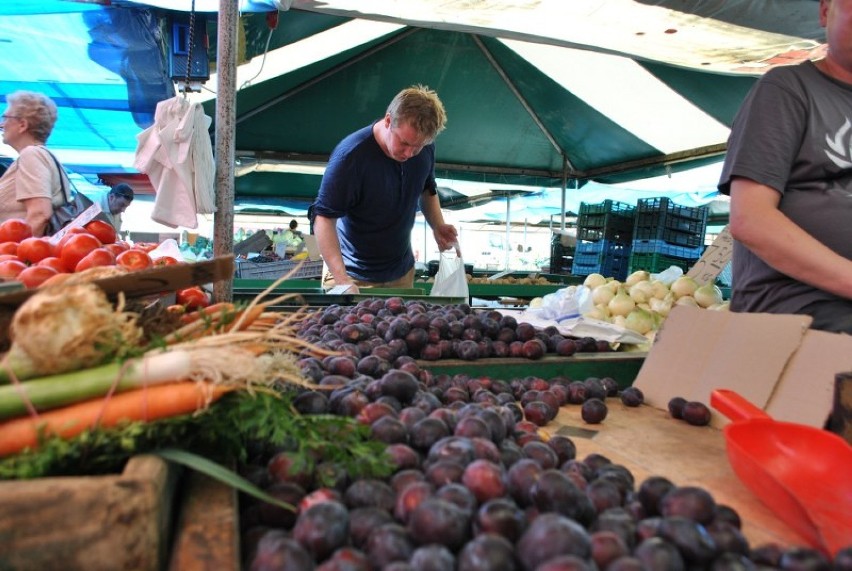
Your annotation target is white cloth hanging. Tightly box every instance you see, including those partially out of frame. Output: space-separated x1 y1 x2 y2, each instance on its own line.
134 96 216 229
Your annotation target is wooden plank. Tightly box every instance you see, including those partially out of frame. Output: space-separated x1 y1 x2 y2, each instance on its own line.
543 403 807 550
169 469 240 571
0 454 180 571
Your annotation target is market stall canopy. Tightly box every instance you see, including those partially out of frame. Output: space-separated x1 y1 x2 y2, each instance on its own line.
0 0 826 202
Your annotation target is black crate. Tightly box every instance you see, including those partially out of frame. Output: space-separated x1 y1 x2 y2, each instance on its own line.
633 197 708 248
550 240 575 274
576 200 635 243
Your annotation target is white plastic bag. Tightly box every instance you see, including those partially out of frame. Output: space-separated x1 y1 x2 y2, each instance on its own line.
536 285 595 322
430 249 470 298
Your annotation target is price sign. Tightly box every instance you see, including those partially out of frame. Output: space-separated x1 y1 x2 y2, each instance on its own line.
687 226 733 285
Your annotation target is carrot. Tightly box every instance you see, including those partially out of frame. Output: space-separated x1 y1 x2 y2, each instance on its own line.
227 304 266 332
178 302 235 325
0 382 232 458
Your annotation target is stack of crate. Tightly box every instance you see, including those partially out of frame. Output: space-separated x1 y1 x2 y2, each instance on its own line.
549 231 575 274
628 197 709 274
571 200 635 280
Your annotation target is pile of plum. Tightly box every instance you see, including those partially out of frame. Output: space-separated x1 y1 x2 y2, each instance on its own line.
239 298 851 570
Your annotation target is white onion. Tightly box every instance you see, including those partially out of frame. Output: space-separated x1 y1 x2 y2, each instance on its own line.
675 295 699 307
608 288 636 317
592 284 615 306
583 273 608 289
628 280 654 304
670 276 699 299
650 280 670 300
625 270 650 288
694 283 724 308
625 307 655 334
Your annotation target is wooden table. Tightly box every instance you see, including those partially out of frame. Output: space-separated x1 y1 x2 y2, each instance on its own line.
544 402 807 550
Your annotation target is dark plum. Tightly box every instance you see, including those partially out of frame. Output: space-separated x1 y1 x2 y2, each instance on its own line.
407 498 471 552
348 507 394 549
454 414 492 440
292 500 350 561
581 398 608 424
523 400 555 426
410 417 452 452
370 416 409 444
530 469 596 526
522 440 560 470
461 459 507 504
515 322 537 342
582 378 608 401
657 516 719 565
267 451 314 489
409 544 456 571
660 486 717 525
343 478 395 512
434 482 478 518
474 497 528 542
317 547 370 571
456 339 481 361
516 513 592 571
379 370 420 405
682 401 712 426
637 475 675 517
590 529 630 569
324 355 358 378
249 529 315 571
255 481 306 528
506 458 543 507
365 523 415 569
457 533 517 571
619 386 644 407
293 390 329 415
633 536 686 571
522 339 546 360
668 396 688 419
393 480 435 523
356 354 391 378
555 338 577 356
547 435 577 465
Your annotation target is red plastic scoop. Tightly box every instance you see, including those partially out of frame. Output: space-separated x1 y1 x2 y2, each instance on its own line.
711 389 852 558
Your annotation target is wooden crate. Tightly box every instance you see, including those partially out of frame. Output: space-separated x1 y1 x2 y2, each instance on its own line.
0 455 180 571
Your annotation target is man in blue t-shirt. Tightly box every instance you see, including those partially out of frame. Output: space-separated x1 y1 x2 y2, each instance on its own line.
311 85 459 292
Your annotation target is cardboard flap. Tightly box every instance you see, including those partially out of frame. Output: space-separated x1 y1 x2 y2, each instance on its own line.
634 305 811 427
768 330 852 427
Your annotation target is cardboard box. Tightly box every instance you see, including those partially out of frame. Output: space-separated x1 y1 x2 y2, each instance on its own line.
633 305 852 430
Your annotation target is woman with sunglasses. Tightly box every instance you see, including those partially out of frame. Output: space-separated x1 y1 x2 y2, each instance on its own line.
0 91 70 236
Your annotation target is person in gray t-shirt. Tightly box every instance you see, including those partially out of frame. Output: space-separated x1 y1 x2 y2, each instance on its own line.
718 0 852 334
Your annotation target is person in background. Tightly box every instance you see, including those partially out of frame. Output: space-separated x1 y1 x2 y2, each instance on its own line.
0 90 69 236
718 0 852 334
311 85 458 292
89 183 134 232
282 219 303 246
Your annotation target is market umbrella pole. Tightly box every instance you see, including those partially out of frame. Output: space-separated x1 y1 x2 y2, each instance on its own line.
212 0 239 303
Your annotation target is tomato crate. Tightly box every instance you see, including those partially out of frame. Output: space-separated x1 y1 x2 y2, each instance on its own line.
628 251 700 274
576 200 635 243
633 197 708 248
234 259 323 280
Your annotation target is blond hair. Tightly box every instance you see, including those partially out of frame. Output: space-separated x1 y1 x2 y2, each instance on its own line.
386 85 447 140
5 91 58 142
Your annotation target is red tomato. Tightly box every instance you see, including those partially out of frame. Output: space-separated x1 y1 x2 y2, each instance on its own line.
37 256 67 274
0 219 32 243
153 256 180 266
17 265 58 288
176 287 211 309
83 220 117 245
55 228 96 253
59 233 102 272
74 247 116 273
0 259 27 280
0 254 21 263
17 237 54 265
0 242 18 256
104 243 127 257
116 249 153 271
133 242 159 253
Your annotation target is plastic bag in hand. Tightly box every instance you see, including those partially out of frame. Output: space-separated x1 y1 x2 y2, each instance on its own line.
430 249 469 299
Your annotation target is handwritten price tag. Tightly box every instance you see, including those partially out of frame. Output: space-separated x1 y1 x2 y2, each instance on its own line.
687 226 733 285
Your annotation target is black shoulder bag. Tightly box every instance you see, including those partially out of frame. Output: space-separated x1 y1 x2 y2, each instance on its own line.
42 149 99 236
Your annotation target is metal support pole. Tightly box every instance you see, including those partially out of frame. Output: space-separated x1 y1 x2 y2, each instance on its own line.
212 0 238 302
505 197 511 270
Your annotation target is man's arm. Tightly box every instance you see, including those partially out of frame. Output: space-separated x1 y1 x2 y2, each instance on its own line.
729 177 852 299
420 190 459 253
313 214 358 291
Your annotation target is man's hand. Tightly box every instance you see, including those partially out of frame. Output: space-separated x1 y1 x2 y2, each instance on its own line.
433 223 460 255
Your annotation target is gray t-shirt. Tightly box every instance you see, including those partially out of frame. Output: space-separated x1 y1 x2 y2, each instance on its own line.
718 60 852 315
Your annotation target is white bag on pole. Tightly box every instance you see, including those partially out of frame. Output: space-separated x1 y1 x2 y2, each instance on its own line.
430 248 469 299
